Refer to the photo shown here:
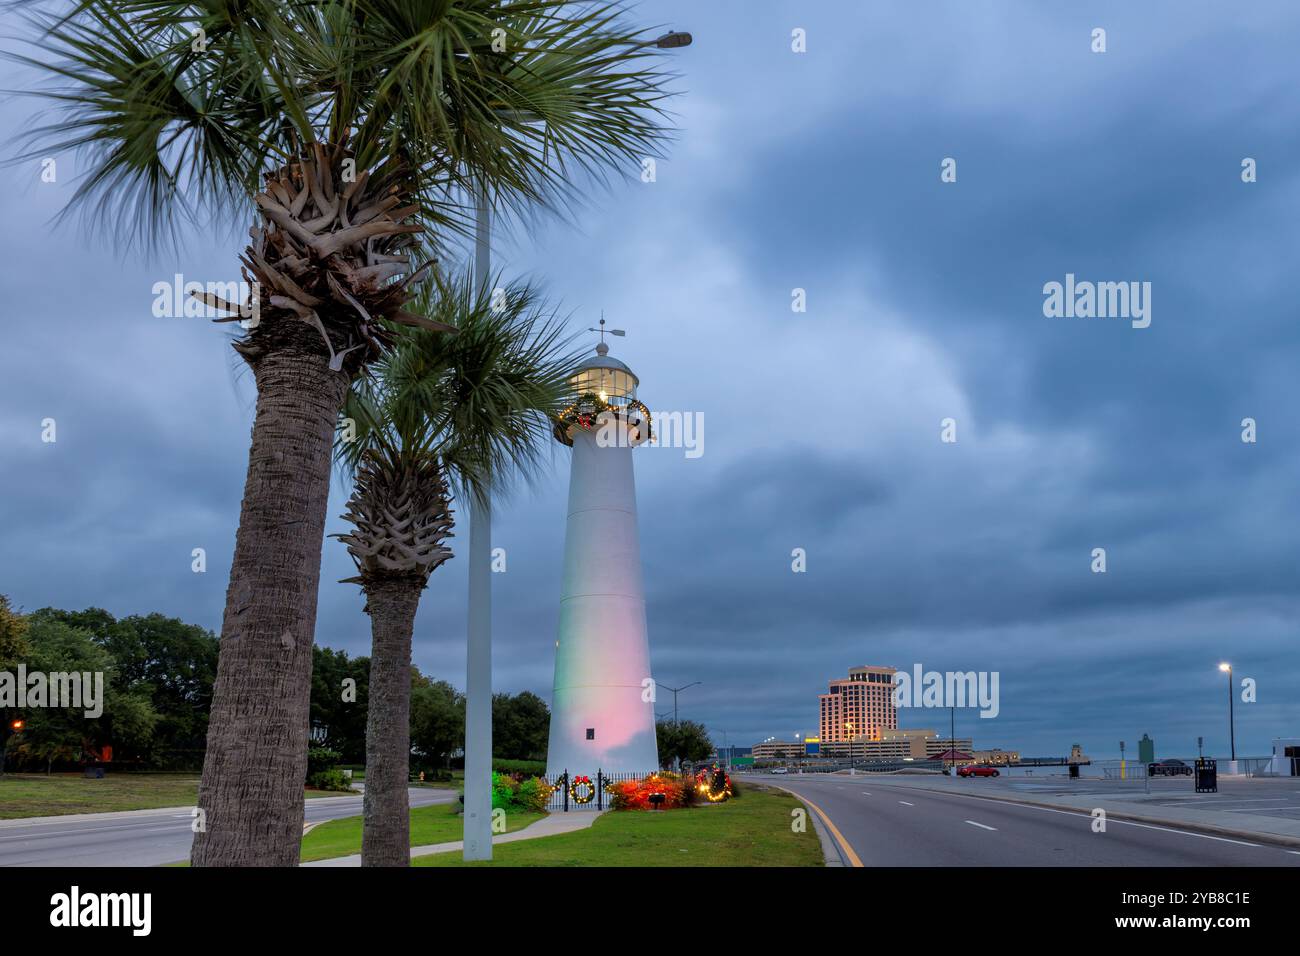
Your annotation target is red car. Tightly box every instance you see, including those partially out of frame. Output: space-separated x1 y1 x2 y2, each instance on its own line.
957 765 1000 778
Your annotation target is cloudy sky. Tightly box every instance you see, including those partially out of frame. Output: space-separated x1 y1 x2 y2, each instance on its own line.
3 1 1298 759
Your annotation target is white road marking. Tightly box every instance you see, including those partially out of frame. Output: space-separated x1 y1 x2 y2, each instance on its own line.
861 792 872 796
965 820 997 831
872 785 1267 848
1223 806 1300 813
898 801 914 806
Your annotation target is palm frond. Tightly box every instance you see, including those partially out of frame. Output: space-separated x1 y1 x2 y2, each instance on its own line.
5 0 677 251
338 266 584 506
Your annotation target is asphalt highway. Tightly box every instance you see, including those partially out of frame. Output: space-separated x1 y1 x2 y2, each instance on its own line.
744 773 1300 866
0 787 457 867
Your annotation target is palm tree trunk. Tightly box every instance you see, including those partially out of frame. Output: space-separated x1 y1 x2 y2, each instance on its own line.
361 580 422 867
191 349 350 867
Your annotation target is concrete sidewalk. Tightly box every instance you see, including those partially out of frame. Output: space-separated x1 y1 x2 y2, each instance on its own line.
852 773 1300 848
302 809 607 867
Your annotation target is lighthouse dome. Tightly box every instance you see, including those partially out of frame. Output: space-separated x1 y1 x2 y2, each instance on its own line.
571 343 639 405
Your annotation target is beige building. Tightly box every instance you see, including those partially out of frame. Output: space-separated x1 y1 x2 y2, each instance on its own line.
751 738 806 760
880 728 975 759
972 748 1020 765
819 737 913 760
816 727 977 762
819 666 898 744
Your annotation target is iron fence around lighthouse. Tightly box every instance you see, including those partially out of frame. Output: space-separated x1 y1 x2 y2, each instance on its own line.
542 770 648 811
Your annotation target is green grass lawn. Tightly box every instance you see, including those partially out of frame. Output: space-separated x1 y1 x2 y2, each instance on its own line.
300 801 543 862
412 786 822 867
0 772 353 819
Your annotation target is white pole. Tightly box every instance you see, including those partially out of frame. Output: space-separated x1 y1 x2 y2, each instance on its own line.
463 184 493 861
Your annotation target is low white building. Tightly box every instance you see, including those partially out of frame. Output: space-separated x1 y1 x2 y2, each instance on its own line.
1269 737 1300 776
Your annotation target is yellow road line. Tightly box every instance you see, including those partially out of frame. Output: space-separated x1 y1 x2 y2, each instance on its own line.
793 791 863 867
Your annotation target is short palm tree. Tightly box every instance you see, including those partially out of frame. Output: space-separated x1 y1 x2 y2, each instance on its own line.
10 0 671 864
335 271 578 866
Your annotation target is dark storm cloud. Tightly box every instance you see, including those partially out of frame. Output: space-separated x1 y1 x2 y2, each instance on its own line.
2 1 1297 760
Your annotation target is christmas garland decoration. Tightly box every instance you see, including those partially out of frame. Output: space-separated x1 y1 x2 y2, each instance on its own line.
553 393 653 446
570 774 596 804
695 766 733 802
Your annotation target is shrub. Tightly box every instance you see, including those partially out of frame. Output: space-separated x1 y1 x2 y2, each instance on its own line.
306 747 342 777
487 771 553 812
608 772 692 811
307 768 352 792
493 758 546 776
514 776 551 813
491 771 520 809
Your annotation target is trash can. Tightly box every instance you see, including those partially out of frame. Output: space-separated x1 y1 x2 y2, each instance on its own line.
1195 758 1217 793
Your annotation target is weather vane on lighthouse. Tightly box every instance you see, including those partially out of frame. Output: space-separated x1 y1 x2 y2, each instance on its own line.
546 314 658 787
588 314 625 351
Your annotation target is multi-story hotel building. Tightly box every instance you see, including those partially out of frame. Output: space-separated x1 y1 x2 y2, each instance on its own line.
818 666 898 744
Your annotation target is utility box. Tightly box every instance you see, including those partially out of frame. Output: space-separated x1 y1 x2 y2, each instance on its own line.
1195 757 1218 793
1138 734 1154 765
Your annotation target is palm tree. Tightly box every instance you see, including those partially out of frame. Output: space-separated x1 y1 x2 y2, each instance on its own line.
10 0 671 864
335 271 578 866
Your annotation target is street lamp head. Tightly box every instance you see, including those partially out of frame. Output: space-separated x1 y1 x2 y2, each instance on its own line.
654 30 693 49
1219 662 1231 672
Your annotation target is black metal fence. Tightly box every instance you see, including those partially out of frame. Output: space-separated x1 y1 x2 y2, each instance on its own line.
542 770 648 811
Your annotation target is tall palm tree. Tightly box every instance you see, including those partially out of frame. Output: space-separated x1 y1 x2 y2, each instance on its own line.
10 0 671 865
335 271 578 866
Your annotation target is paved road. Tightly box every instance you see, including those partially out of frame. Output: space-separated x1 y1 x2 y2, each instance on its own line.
0 788 458 867
744 774 1300 866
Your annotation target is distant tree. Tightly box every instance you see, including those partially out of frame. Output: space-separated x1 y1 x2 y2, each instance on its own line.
656 720 714 770
31 607 218 766
410 677 464 769
7 619 158 772
0 596 31 774
0 597 29 678
492 691 550 762
309 646 371 763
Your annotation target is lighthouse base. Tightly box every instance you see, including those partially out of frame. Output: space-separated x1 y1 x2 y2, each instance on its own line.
545 683 658 782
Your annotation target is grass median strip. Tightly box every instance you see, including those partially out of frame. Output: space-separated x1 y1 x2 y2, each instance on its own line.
300 802 543 862
0 772 204 818
0 772 356 821
412 786 821 867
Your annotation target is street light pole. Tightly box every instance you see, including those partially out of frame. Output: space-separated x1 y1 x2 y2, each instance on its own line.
464 183 494 862
1219 662 1235 763
656 680 701 726
463 26 693 857
950 706 955 775
655 681 700 772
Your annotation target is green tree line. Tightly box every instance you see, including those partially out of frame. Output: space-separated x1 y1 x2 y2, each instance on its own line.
1 599 549 773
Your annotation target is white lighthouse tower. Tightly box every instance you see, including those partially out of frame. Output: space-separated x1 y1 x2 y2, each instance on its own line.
546 321 658 781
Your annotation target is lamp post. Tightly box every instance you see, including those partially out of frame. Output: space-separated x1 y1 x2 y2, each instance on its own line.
652 682 700 772
462 183 494 862
462 26 693 862
949 706 956 775
1219 662 1235 763
656 681 701 726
